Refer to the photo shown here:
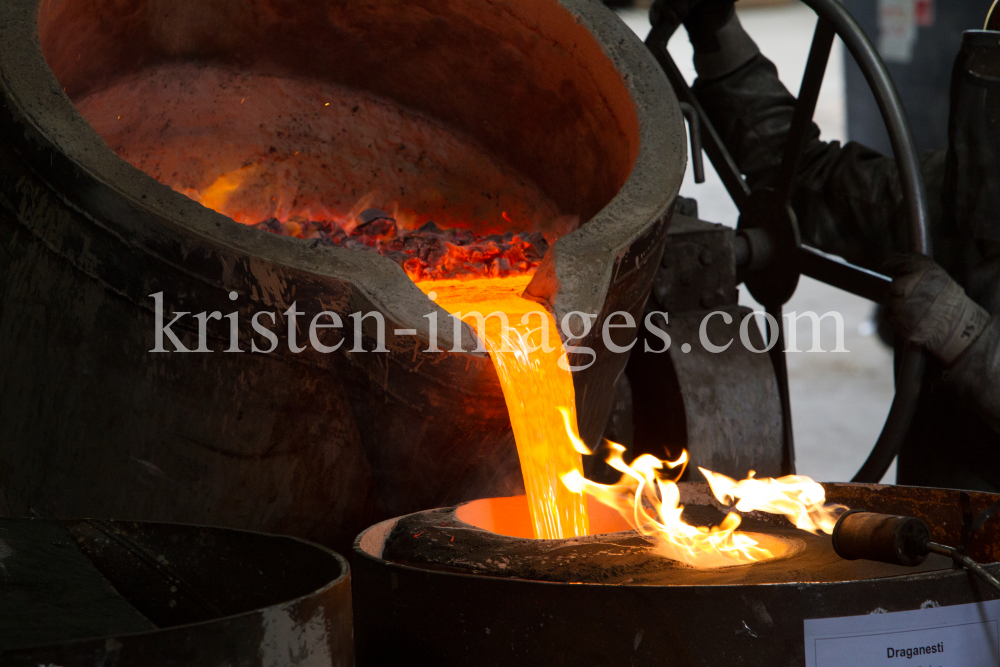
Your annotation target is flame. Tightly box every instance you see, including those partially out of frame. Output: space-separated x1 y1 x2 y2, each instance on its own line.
699 468 847 535
562 433 847 568
417 275 589 540
180 174 846 561
419 274 845 564
562 442 773 569
171 158 579 241
188 167 253 213
175 165 343 225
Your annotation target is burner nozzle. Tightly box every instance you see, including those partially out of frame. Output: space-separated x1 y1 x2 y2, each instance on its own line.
832 510 931 567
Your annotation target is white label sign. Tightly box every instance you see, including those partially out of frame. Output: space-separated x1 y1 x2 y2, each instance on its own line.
878 0 918 64
805 600 1000 667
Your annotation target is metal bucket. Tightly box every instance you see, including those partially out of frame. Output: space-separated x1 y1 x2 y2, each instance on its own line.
0 518 353 666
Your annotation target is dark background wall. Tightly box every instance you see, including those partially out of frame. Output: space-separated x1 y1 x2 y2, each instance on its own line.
843 0 994 156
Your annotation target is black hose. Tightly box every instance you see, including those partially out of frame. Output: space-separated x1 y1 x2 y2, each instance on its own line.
925 542 1000 594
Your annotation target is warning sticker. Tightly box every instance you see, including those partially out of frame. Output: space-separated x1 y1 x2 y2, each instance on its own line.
805 600 1000 666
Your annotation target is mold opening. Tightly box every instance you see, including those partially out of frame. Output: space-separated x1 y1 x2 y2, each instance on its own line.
458 494 637 539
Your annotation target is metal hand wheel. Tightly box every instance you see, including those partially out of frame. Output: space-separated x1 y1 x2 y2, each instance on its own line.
645 0 932 483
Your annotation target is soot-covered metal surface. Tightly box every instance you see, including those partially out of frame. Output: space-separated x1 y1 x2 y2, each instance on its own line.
379 500 951 586
0 519 352 667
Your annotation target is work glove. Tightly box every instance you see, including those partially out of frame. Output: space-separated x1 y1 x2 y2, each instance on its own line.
650 0 758 82
883 254 991 365
649 0 721 37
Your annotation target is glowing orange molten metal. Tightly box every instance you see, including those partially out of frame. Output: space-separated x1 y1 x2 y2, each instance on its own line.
416 275 844 563
416 275 589 540
193 167 841 562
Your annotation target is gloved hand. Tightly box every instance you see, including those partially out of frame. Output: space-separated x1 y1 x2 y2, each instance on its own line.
649 0 717 37
650 0 758 82
883 254 991 365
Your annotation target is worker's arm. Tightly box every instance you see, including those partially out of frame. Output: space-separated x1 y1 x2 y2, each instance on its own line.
884 253 1000 434
944 315 1000 434
654 0 944 272
654 0 1000 432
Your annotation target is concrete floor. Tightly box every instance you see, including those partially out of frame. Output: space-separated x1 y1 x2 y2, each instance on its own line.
618 3 898 483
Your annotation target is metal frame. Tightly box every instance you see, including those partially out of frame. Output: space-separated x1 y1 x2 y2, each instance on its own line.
644 0 932 482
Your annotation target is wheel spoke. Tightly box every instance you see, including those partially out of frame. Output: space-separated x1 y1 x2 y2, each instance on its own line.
764 302 796 476
773 18 836 203
645 25 751 211
796 245 892 303
852 345 926 483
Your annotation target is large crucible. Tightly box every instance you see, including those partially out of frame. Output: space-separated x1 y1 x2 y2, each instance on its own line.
0 0 685 552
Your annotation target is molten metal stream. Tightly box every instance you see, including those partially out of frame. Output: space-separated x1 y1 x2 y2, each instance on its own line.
180 176 845 562
416 276 590 539
416 275 846 561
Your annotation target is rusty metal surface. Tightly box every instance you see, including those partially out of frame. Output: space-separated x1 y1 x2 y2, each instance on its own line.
0 519 353 667
353 483 1000 667
824 484 1000 564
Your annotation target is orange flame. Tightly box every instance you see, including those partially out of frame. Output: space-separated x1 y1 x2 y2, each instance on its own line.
562 438 773 569
562 428 846 568
699 468 847 535
418 274 845 562
187 167 253 214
